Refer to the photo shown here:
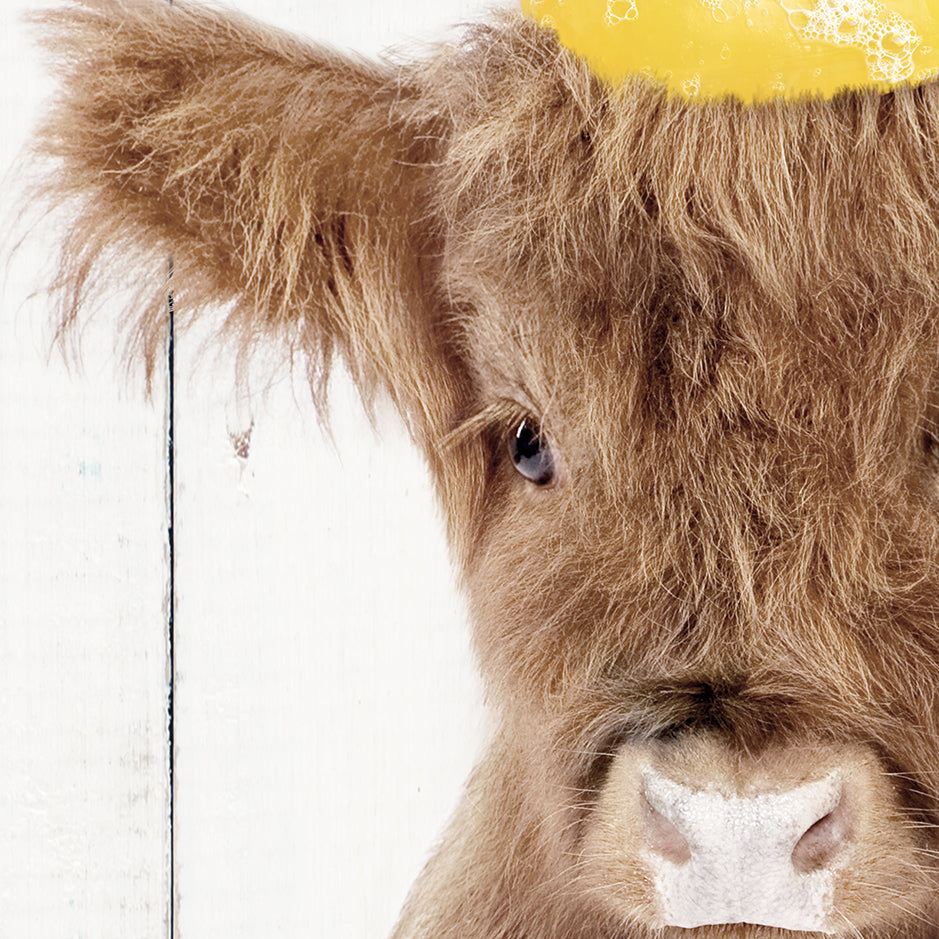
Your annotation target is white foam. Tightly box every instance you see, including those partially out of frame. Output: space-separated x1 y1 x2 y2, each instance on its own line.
600 0 922 86
606 0 639 25
780 0 920 83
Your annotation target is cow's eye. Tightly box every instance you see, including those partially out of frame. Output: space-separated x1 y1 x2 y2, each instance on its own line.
509 418 556 485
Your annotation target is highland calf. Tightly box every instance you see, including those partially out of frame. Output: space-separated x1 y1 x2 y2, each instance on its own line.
28 0 939 935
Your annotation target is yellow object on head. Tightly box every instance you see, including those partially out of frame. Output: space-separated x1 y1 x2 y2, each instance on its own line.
520 0 939 102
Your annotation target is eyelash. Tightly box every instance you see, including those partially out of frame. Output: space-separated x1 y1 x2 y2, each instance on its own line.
508 416 556 486
442 400 560 487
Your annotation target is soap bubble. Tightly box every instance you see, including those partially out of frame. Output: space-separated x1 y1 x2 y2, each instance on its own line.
605 0 638 24
699 0 742 23
779 0 920 83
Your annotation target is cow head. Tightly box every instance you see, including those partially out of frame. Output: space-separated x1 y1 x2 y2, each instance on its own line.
29 1 939 935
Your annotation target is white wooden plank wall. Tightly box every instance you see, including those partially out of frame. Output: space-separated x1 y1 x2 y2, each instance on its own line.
0 1 490 936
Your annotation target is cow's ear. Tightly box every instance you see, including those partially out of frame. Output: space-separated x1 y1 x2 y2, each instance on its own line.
29 0 464 443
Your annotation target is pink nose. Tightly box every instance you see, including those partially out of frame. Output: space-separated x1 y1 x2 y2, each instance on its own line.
580 738 925 935
641 767 851 932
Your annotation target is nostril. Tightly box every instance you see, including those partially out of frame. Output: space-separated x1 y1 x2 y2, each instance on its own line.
640 792 691 864
791 788 852 873
632 758 878 932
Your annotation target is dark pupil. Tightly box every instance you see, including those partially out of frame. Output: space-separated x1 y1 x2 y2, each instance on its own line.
511 419 554 485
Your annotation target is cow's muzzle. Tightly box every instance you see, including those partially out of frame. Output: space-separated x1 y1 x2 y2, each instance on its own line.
580 736 929 934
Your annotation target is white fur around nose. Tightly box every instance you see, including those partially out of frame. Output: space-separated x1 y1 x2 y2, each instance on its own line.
642 769 841 933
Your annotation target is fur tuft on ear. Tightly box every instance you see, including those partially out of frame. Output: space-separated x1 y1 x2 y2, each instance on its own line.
28 0 462 438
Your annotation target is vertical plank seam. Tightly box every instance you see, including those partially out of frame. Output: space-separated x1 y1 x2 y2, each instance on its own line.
166 255 176 939
166 9 176 938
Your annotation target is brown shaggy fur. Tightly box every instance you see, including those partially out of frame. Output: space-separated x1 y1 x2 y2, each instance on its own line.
26 1 939 935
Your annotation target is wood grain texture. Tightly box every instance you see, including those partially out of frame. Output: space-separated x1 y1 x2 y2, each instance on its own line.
1 1 488 937
0 6 171 935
